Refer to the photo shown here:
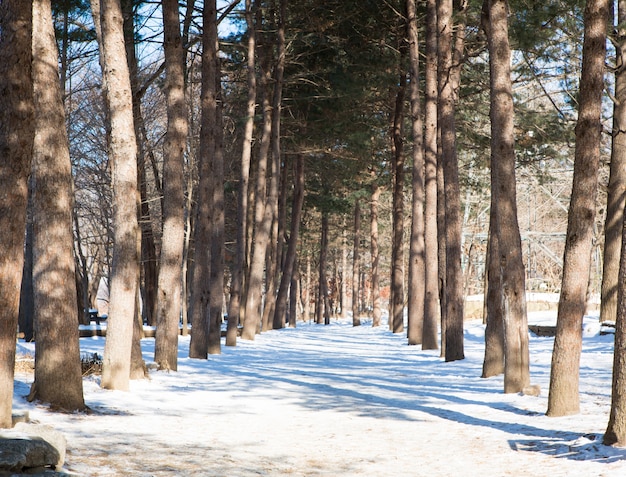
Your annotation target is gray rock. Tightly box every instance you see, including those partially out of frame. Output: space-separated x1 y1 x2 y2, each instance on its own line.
0 424 66 472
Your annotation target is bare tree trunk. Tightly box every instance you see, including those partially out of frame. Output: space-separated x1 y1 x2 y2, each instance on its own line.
19 197 35 342
370 181 382 327
407 0 425 346
28 0 85 410
227 0 257 345
601 0 626 325
208 58 225 356
0 0 33 428
274 154 305 329
391 71 407 335
438 0 464 362
288 260 299 327
485 0 529 392
242 33 274 340
153 0 188 370
94 0 141 391
422 0 440 350
318 212 331 325
482 218 505 377
352 200 361 326
548 0 608 416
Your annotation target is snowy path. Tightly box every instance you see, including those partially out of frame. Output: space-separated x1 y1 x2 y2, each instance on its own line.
13 316 626 476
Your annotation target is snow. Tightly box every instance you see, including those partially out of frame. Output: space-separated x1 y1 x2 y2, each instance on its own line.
12 307 626 476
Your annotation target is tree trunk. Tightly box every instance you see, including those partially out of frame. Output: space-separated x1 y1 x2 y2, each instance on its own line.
121 0 157 329
422 0 439 350
28 0 85 410
288 260 299 327
242 35 274 341
370 181 382 327
486 0 529 393
482 219 505 377
604 205 626 444
190 0 222 358
601 0 626 325
352 200 361 326
547 0 608 416
391 71 406 335
94 0 141 391
227 0 257 345
407 0 425 346
19 196 35 342
153 0 188 370
438 0 464 362
208 47 225 356
274 154 305 329
0 0 34 428
318 212 331 325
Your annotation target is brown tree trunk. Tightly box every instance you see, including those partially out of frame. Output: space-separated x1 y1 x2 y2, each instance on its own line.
548 0 608 416
227 0 257 346
241 33 274 340
391 71 407 335
274 154 305 329
352 200 361 326
28 0 85 410
482 220 505 377
407 0 425 346
601 0 626 325
0 0 34 428
485 0 529 393
438 0 464 362
318 212 331 325
370 181 382 328
208 62 225 356
153 0 188 370
95 0 141 391
422 0 439 350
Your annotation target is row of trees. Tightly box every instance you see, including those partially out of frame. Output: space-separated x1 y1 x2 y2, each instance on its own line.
3 0 626 447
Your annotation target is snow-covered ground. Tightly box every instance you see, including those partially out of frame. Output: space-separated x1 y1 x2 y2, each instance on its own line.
12 307 626 476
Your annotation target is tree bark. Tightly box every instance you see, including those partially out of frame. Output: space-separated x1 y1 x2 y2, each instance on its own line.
273 154 305 329
391 71 406 335
352 200 361 326
28 0 85 410
153 0 188 370
317 212 331 325
94 0 141 391
486 0 529 393
547 0 608 416
422 0 439 350
407 0 425 346
438 0 464 362
600 0 626 325
241 33 274 340
482 219 505 377
227 0 257 346
370 181 382 327
0 0 34 428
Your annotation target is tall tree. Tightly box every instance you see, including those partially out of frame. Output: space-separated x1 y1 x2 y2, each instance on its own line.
226 0 257 346
189 0 222 357
241 27 275 340
422 0 439 350
93 0 141 391
390 70 407 335
154 0 188 370
547 0 608 416
600 0 626 325
28 0 85 410
407 0 425 346
0 0 34 428
273 154 305 329
352 199 362 326
370 180 382 328
438 0 464 362
484 0 529 393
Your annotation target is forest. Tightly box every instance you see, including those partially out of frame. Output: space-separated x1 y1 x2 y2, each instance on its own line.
3 0 626 455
